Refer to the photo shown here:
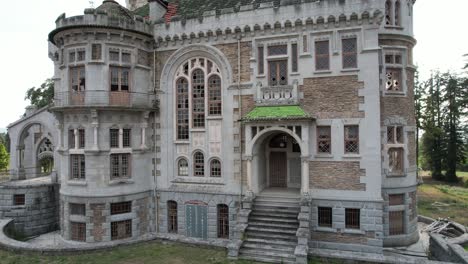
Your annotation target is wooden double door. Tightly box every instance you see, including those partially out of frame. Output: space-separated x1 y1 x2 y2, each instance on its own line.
269 152 287 188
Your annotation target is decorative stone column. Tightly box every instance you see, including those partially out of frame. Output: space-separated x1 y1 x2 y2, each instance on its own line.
245 155 253 194
91 109 99 150
301 156 310 195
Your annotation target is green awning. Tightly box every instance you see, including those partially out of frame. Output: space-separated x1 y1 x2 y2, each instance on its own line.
244 105 312 121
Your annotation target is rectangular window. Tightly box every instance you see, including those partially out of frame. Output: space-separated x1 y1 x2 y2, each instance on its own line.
122 129 131 148
389 194 405 206
110 129 119 148
78 129 85 149
109 50 120 61
303 35 308 53
345 208 360 229
342 38 357 69
291 43 298 72
267 44 287 56
69 129 75 149
389 211 405 235
318 207 332 227
387 126 404 144
69 51 76 63
111 220 132 240
70 222 86 241
110 67 130 91
110 201 132 215
13 194 25 206
110 153 131 179
344 125 359 154
70 67 86 91
258 46 264 75
317 126 331 153
315 40 330 71
92 44 102 60
70 203 86 216
168 201 178 233
386 68 402 91
122 52 131 63
388 148 404 175
217 205 229 238
268 60 288 86
70 154 85 180
77 49 86 61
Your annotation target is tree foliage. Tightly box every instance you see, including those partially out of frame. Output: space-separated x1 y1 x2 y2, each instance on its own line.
25 79 54 108
0 143 8 170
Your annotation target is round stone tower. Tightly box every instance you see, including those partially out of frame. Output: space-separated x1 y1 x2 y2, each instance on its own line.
48 0 156 242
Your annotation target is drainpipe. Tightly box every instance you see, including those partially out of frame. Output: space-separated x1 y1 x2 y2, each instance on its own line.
237 36 243 209
152 48 159 233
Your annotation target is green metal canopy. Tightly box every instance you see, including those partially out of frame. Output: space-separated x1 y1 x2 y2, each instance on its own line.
243 105 312 121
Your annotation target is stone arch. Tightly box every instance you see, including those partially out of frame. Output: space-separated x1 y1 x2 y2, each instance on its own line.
36 136 54 175
246 126 307 158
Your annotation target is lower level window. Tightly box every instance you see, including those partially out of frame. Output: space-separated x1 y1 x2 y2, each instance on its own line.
111 220 132 240
318 207 332 227
13 194 25 206
167 201 178 233
110 154 131 179
389 211 405 235
217 204 229 238
345 208 360 229
70 222 86 241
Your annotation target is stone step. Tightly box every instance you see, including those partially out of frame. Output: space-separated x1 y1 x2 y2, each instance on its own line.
239 253 296 264
244 237 297 247
248 221 299 230
249 215 298 223
246 231 298 241
246 226 297 235
250 210 298 219
239 248 296 263
242 241 296 252
253 205 300 214
255 198 300 206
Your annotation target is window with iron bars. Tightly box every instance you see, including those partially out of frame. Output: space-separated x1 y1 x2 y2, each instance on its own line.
110 129 119 148
217 204 229 238
70 154 85 180
69 129 75 149
178 158 188 176
345 208 360 229
208 75 222 115
210 159 221 178
78 129 85 149
387 126 404 144
70 222 86 241
110 153 131 179
342 38 357 69
344 125 359 154
167 201 178 233
70 203 86 216
13 194 25 206
268 60 288 86
389 210 404 235
292 43 298 72
110 201 132 215
317 126 331 154
192 69 205 128
258 46 264 75
176 78 189 140
318 207 332 227
315 40 330 71
268 45 287 56
193 152 205 177
389 194 405 206
111 220 132 240
122 129 131 148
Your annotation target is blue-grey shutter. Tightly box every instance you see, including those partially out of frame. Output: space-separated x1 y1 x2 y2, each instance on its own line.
185 204 208 239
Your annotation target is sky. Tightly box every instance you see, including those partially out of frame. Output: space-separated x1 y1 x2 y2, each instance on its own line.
0 0 467 131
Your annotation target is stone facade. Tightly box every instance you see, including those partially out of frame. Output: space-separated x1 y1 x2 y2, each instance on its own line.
309 161 365 191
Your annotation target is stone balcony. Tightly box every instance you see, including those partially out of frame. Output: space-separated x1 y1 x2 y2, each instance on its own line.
52 90 158 110
255 80 299 106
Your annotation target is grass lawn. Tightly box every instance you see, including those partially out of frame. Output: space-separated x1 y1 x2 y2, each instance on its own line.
0 242 257 264
418 175 468 226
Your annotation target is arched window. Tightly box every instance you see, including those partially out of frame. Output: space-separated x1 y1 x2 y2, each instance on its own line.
394 0 401 26
217 204 229 238
210 159 221 178
167 201 178 233
208 75 222 115
178 158 188 176
385 0 392 25
192 69 205 128
176 78 189 140
193 152 204 177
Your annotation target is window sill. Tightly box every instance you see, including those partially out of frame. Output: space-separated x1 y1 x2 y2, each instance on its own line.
171 177 224 185
256 74 266 79
135 64 151 70
384 91 406 96
384 25 404 30
299 52 312 58
88 61 106 65
69 149 85 155
206 116 223 120
109 179 134 185
315 153 333 159
290 72 300 76
386 174 406 178
68 180 87 186
109 63 132 68
174 141 190 145
110 148 133 154
314 70 332 75
343 228 365 235
315 226 336 233
191 129 206 133
10 205 26 209
341 68 359 73
342 154 361 159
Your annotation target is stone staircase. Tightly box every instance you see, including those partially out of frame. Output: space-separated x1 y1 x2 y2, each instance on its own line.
239 193 300 263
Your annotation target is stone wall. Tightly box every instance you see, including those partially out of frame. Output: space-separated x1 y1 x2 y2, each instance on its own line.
90 203 106 242
215 42 252 83
0 182 59 238
309 161 365 191
301 75 364 119
407 131 416 166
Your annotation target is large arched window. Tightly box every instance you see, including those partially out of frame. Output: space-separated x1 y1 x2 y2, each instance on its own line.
176 78 189 140
192 69 205 128
385 0 392 25
178 158 188 176
193 152 204 177
167 200 178 233
210 159 221 178
208 75 222 115
394 0 401 26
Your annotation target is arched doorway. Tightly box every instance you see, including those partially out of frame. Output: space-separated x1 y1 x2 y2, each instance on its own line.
37 137 54 175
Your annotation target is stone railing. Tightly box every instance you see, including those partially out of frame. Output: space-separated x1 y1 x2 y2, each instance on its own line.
53 91 157 110
255 81 299 106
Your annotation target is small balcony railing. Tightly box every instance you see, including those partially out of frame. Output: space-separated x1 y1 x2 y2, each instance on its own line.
255 81 299 106
53 90 157 109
